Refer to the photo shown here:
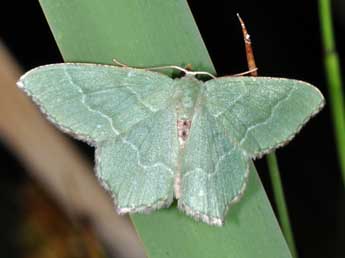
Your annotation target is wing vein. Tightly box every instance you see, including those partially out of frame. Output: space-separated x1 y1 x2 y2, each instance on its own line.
239 86 296 146
63 67 120 136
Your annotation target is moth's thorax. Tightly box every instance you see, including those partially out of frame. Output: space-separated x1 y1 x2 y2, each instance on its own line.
174 76 203 120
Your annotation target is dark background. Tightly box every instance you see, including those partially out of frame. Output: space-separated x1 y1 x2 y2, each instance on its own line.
1 0 345 257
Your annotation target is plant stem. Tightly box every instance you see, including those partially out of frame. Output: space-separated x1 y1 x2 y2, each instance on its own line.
319 0 345 185
267 154 298 258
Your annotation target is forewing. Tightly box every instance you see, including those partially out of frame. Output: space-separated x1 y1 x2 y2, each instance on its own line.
205 77 324 158
178 105 249 226
97 107 179 212
18 63 174 145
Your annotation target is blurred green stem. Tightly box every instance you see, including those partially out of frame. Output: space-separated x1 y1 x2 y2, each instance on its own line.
267 154 298 258
319 0 345 185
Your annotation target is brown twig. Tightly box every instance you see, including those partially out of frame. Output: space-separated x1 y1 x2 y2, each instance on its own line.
237 13 258 76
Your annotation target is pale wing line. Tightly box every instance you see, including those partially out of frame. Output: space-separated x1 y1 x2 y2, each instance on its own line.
207 82 249 118
205 116 230 218
182 102 234 179
86 86 128 95
204 112 237 178
119 107 175 177
182 168 204 179
224 107 262 150
182 115 235 179
210 115 230 210
63 67 120 136
239 85 297 146
123 73 159 112
208 110 246 211
121 134 174 177
206 82 260 150
208 148 236 177
179 104 250 225
100 115 175 213
182 151 235 179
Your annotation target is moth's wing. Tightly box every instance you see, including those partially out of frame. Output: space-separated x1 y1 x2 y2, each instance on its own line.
204 77 324 158
18 63 178 211
18 63 174 145
97 106 179 212
178 105 249 225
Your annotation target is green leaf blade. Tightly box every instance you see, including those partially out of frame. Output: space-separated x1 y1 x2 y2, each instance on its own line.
39 0 214 72
134 167 291 258
37 0 293 257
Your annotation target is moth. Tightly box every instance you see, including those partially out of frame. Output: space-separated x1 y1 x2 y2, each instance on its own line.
17 62 324 226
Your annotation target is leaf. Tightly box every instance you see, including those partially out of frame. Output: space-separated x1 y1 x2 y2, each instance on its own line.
33 0 298 257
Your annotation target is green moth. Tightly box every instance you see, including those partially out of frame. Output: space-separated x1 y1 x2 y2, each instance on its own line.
17 63 324 226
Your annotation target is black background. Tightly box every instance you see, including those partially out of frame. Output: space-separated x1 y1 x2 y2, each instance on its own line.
1 1 345 257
